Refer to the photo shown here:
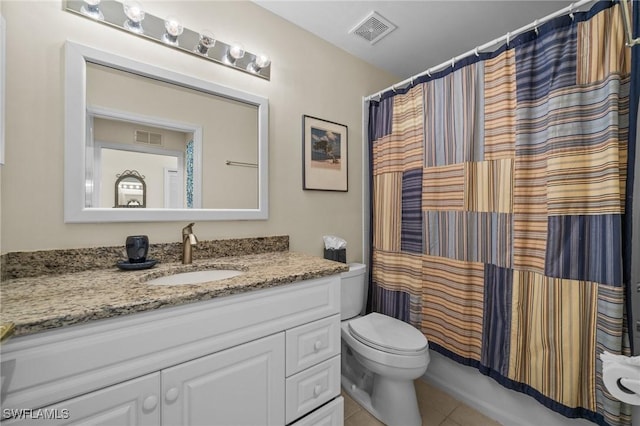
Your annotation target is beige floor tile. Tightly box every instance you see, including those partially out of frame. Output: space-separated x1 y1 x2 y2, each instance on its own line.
414 379 461 418
420 406 448 426
341 391 362 420
447 405 502 426
440 419 463 426
344 409 386 426
342 379 501 426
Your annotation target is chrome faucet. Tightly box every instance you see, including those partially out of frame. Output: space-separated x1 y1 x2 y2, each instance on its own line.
182 223 198 264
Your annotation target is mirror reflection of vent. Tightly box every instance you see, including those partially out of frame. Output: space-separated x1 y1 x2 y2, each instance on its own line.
350 11 396 45
135 130 163 146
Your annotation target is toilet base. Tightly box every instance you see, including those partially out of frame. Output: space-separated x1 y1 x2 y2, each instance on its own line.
371 374 422 426
341 375 384 423
341 373 422 426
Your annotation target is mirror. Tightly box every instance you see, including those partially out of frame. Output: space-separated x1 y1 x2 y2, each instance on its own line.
114 170 146 208
65 41 269 223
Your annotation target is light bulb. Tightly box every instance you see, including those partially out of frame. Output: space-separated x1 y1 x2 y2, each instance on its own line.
164 16 183 37
255 54 271 68
225 43 245 65
229 43 245 60
195 30 216 55
81 0 103 20
163 16 183 45
123 1 145 33
248 53 271 73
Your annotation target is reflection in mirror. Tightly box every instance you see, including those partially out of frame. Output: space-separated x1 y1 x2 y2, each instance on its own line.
114 170 146 208
86 63 258 210
88 113 199 209
65 41 269 223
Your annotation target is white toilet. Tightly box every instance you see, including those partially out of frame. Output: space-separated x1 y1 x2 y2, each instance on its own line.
340 263 430 426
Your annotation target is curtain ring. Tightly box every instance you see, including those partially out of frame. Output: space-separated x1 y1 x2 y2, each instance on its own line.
534 19 539 35
474 47 480 57
451 57 455 68
426 69 432 78
410 77 414 86
569 2 575 21
506 32 511 47
392 85 397 93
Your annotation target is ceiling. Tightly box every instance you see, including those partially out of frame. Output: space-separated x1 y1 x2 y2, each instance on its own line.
254 1 576 81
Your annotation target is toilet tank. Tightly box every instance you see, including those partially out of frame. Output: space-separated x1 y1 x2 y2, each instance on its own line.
340 263 367 320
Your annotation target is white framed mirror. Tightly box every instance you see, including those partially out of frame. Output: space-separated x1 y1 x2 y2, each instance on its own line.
65 41 268 223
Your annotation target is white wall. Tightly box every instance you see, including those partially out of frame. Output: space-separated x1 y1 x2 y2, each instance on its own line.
0 1 397 258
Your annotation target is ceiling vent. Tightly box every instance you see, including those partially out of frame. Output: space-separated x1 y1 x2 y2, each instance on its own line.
350 11 396 45
135 130 163 146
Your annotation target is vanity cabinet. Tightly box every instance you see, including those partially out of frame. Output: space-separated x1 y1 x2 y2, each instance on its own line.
6 334 284 426
285 315 341 424
4 373 162 425
0 275 342 426
161 333 285 425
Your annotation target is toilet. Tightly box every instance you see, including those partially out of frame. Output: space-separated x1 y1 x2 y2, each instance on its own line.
340 263 430 426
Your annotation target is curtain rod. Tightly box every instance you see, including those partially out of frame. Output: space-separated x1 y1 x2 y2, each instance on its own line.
365 0 598 102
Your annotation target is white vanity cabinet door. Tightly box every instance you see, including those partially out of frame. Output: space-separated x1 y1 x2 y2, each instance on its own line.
2 373 160 426
161 332 285 426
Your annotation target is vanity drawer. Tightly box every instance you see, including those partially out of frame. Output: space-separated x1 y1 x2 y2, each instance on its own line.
285 355 340 424
286 314 340 376
290 396 344 426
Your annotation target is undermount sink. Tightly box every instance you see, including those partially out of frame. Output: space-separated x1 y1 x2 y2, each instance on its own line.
146 270 244 286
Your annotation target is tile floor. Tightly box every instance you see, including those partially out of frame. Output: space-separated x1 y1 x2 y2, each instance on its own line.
342 379 502 426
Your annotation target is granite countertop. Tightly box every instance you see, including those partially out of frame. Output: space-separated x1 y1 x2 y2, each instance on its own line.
0 252 349 338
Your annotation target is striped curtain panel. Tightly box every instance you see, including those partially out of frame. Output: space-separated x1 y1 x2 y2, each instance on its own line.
368 3 634 425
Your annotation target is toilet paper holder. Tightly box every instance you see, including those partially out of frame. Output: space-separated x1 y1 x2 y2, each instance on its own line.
601 351 640 405
617 377 640 396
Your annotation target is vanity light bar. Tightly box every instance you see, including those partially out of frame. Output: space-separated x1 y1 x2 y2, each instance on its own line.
64 0 272 80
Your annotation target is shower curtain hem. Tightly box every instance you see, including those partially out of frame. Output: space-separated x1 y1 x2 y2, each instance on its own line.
429 342 608 426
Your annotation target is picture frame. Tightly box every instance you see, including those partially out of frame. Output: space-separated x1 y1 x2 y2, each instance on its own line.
0 14 5 165
302 115 348 191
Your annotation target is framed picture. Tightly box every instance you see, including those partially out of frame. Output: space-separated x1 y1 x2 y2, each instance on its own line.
302 115 348 191
0 14 5 165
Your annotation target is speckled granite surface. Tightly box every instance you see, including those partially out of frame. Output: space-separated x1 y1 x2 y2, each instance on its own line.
1 251 349 337
1 235 289 280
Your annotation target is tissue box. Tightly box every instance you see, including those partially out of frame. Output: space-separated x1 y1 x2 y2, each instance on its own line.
324 248 346 263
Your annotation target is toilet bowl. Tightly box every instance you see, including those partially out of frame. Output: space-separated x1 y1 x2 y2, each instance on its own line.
340 264 430 426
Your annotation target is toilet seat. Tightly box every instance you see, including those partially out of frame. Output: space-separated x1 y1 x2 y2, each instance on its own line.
348 313 428 355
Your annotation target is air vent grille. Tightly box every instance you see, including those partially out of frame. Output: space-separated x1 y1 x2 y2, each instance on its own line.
350 12 396 45
135 130 163 146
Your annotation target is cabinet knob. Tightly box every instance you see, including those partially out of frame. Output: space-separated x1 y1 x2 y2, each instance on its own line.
165 387 179 403
314 340 322 351
313 384 322 397
143 395 158 411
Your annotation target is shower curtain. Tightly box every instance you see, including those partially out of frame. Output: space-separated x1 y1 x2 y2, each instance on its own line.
368 3 635 425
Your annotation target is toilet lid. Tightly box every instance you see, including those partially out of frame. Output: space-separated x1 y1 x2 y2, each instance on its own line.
348 313 428 355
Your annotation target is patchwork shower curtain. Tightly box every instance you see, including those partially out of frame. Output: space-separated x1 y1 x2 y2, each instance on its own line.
368 3 634 425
